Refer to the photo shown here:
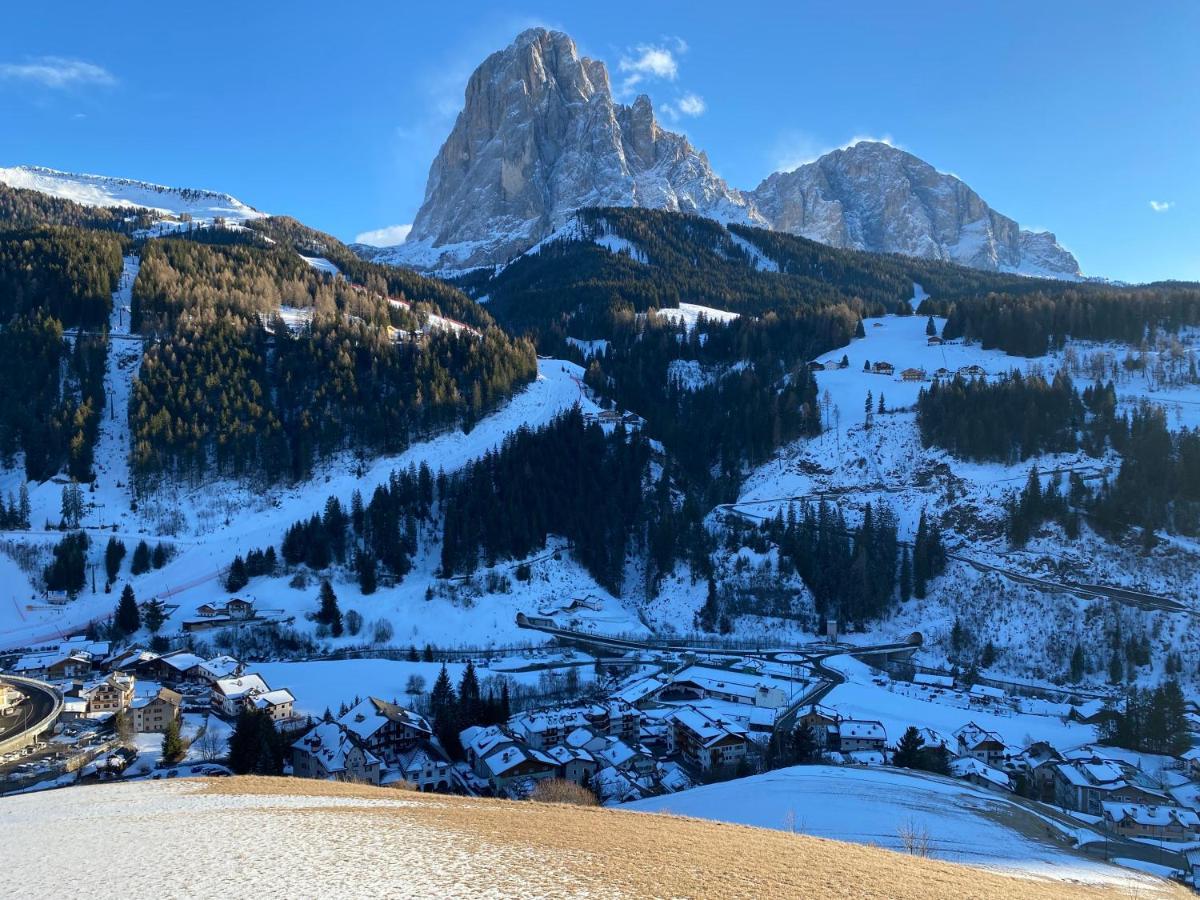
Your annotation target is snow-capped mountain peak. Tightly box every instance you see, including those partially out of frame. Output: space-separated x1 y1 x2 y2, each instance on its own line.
381 27 759 271
0 164 265 223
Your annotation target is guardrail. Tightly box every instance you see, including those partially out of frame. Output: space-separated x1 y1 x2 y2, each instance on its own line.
0 675 63 757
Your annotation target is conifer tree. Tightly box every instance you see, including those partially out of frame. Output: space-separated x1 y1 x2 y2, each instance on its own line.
130 540 152 575
161 718 184 763
115 584 140 635
225 555 249 592
892 725 926 769
143 596 167 634
104 536 126 583
317 580 343 637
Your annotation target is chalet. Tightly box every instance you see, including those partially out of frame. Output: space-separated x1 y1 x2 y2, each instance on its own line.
225 598 255 620
668 706 750 773
1103 803 1200 842
545 745 599 786
104 647 159 675
954 723 1006 767
927 336 944 346
252 688 297 722
914 727 955 755
459 725 558 794
198 655 243 684
951 756 1013 793
509 701 640 750
900 367 926 382
932 367 952 380
968 684 1006 704
1007 741 1063 802
390 745 453 792
1069 699 1120 727
129 687 182 733
339 697 433 764
81 673 136 714
835 719 887 754
807 361 826 372
292 721 381 784
1054 759 1170 815
195 603 221 618
150 650 207 685
13 650 93 680
211 673 270 717
593 736 656 777
871 361 895 376
958 364 986 378
798 704 841 748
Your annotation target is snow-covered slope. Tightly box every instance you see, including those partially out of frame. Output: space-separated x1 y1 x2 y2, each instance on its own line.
629 765 1159 890
0 165 264 223
1 778 1174 899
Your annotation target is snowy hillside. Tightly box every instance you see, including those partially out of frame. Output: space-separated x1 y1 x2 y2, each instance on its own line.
630 764 1153 887
0 165 264 223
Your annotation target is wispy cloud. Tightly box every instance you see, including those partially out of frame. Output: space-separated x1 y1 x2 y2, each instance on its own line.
354 224 412 247
617 36 690 96
0 56 115 89
1149 200 1173 213
676 93 706 116
770 132 901 173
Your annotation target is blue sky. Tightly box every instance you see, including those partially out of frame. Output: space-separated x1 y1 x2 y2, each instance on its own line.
1 2 1196 282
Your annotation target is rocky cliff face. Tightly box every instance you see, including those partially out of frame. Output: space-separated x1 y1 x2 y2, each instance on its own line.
385 29 1080 279
390 28 756 270
748 142 1079 278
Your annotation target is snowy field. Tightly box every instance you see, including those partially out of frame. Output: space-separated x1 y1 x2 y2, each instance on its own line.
630 765 1154 889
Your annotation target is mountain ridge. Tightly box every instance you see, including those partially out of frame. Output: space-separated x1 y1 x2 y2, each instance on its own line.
380 28 1080 280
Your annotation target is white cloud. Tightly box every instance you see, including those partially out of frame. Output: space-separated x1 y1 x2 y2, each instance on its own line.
354 224 412 247
677 93 706 117
0 56 115 89
771 132 901 173
1149 200 1173 213
617 38 691 95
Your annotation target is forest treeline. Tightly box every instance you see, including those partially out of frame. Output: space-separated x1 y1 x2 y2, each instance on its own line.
0 226 125 327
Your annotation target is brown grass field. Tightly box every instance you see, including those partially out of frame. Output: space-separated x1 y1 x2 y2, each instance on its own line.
199 776 1190 899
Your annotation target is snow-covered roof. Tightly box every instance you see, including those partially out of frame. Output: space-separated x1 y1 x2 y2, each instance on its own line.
951 756 1013 790
131 687 182 709
481 743 556 777
341 697 431 741
613 676 666 705
252 689 296 709
1103 802 1200 828
199 656 242 680
913 673 954 688
213 673 269 700
293 721 380 774
670 706 749 748
968 684 1005 700
838 719 886 742
159 651 206 672
954 722 1004 749
546 745 595 766
460 724 513 759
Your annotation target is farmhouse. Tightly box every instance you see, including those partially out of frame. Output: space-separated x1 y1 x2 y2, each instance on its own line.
871 361 895 376
954 722 1007 767
951 756 1013 793
798 704 840 748
128 688 182 733
211 673 270 716
251 688 297 722
1103 803 1200 842
900 367 926 382
835 719 887 754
